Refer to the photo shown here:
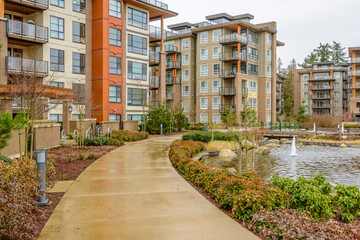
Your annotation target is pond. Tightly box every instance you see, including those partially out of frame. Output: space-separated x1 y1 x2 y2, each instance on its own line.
204 144 360 187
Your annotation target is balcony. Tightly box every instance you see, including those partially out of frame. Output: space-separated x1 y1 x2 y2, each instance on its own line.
219 69 237 78
349 70 360 76
6 56 48 77
166 76 180 84
164 45 179 53
7 20 48 44
350 58 360 64
6 0 48 11
219 33 247 45
138 0 168 9
149 50 160 66
166 61 181 69
220 104 235 114
312 95 331 100
219 51 246 62
311 85 333 91
351 83 360 89
312 104 331 109
276 86 281 92
309 76 335 82
149 25 163 40
149 76 160 89
219 87 235 96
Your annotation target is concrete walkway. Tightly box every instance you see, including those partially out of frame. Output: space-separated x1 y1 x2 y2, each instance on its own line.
38 135 259 240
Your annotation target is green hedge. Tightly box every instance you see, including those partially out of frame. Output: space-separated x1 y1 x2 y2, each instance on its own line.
182 131 238 142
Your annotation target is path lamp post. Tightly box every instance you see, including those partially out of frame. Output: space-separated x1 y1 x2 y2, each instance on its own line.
160 124 163 136
35 149 48 206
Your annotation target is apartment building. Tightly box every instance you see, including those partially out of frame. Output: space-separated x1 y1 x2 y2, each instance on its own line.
348 47 360 120
276 73 286 117
161 13 283 124
294 62 348 117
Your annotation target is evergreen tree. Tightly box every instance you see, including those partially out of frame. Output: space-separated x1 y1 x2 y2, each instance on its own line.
314 43 332 62
331 41 347 64
283 59 296 119
300 52 318 68
277 57 283 74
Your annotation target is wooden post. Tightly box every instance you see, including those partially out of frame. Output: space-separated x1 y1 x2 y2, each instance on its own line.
252 135 255 171
238 134 242 173
160 16 164 52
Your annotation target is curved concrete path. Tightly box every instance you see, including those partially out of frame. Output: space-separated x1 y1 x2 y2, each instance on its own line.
38 135 259 240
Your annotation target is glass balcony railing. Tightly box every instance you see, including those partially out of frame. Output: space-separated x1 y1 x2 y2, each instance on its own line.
9 0 48 10
219 51 246 61
149 50 160 64
219 87 236 95
349 70 360 76
164 45 179 53
7 20 48 43
6 56 48 75
350 58 360 64
219 33 247 45
166 76 181 84
166 61 181 69
138 0 168 9
149 76 160 89
311 85 333 91
219 69 237 78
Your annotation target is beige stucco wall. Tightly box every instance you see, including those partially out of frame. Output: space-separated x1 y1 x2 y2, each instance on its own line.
33 120 61 150
123 120 138 131
69 118 96 136
99 121 120 134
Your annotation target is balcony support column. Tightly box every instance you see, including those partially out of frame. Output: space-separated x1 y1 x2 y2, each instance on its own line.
237 25 241 74
0 0 4 18
159 52 166 103
0 18 7 85
235 73 242 123
62 100 72 134
160 16 164 52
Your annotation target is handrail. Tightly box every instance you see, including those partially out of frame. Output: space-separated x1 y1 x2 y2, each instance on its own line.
6 56 48 75
7 20 48 42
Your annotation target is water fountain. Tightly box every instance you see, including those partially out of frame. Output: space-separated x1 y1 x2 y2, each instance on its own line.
313 122 316 132
341 122 345 133
290 136 298 156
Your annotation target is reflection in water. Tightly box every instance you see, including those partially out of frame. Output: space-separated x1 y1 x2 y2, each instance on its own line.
204 144 360 186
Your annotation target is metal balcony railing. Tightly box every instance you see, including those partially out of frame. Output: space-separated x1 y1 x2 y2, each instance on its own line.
311 85 333 91
166 76 181 84
149 76 160 89
220 104 236 113
9 0 48 10
219 33 248 45
219 69 237 78
138 0 168 9
349 70 360 76
166 61 181 69
6 56 48 75
219 87 236 96
312 95 331 100
149 25 163 39
164 45 179 53
149 50 160 64
350 58 360 63
312 104 331 109
353 83 360 89
7 20 48 43
219 51 246 61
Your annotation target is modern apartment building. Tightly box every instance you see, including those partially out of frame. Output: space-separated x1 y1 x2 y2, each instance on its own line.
294 62 349 117
348 47 360 120
161 13 283 124
276 73 285 117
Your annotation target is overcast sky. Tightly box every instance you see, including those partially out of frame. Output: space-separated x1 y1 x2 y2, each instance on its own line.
159 0 360 66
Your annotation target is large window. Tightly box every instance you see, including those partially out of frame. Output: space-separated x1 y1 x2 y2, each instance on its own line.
213 47 220 58
249 81 257 92
50 48 64 72
73 22 85 43
128 61 147 80
182 85 189 96
182 69 189 81
50 81 64 88
213 29 220 42
109 114 121 121
127 88 147 106
182 54 189 65
51 0 64 8
50 114 63 122
200 98 208 109
200 113 208 123
213 64 220 75
182 38 189 49
128 34 147 55
109 0 121 18
200 48 208 60
212 97 220 109
213 114 221 123
109 28 121 46
50 16 64 40
182 101 189 112
267 66 271 77
109 85 121 103
73 0 85 13
128 7 147 30
267 82 271 93
109 56 122 75
213 80 220 92
72 52 85 74
72 83 85 104
248 64 258 76
267 50 272 61
267 98 271 109
200 65 208 76
200 32 208 44
248 47 258 60
200 81 208 93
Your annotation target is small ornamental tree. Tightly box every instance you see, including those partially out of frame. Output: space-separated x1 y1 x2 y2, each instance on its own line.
221 106 237 130
241 104 257 128
296 101 309 124
172 106 187 131
146 104 172 134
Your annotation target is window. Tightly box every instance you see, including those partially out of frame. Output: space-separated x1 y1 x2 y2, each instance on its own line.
248 47 258 60
303 74 310 80
50 49 64 72
334 82 340 88
72 114 80 119
334 100 340 106
267 82 271 93
50 114 63 122
212 97 220 109
200 113 208 123
200 97 208 109
200 48 208 60
267 50 272 61
267 33 272 45
73 0 85 13
200 81 208 93
72 52 85 74
200 65 208 76
72 83 85 104
303 100 308 107
267 114 271 123
109 0 122 18
249 81 257 92
109 28 121 46
50 81 64 88
109 114 121 121
304 91 309 98
248 64 258 76
267 66 271 77
128 34 147 55
213 64 220 75
127 88 147 106
182 54 189 65
128 7 147 30
304 83 309 89
182 85 189 96
182 69 189 81
334 90 340 97
213 29 220 42
182 101 189 112
249 98 257 109
333 72 341 79
200 32 208 44
50 16 64 40
182 38 189 49
267 98 271 109
213 80 220 92
213 47 220 58
127 114 143 128
51 0 64 8
109 85 121 103
109 56 122 75
213 114 221 123
73 22 85 43
248 29 258 43
127 61 147 80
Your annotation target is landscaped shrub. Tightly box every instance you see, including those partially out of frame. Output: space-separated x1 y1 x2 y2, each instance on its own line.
344 122 360 129
205 141 238 151
332 184 360 222
0 152 11 164
182 131 239 142
106 138 124 146
303 115 340 129
314 134 360 141
83 136 108 146
110 130 149 142
189 125 203 131
67 132 74 139
169 140 289 221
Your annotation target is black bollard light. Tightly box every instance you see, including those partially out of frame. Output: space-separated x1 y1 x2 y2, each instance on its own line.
35 149 48 206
